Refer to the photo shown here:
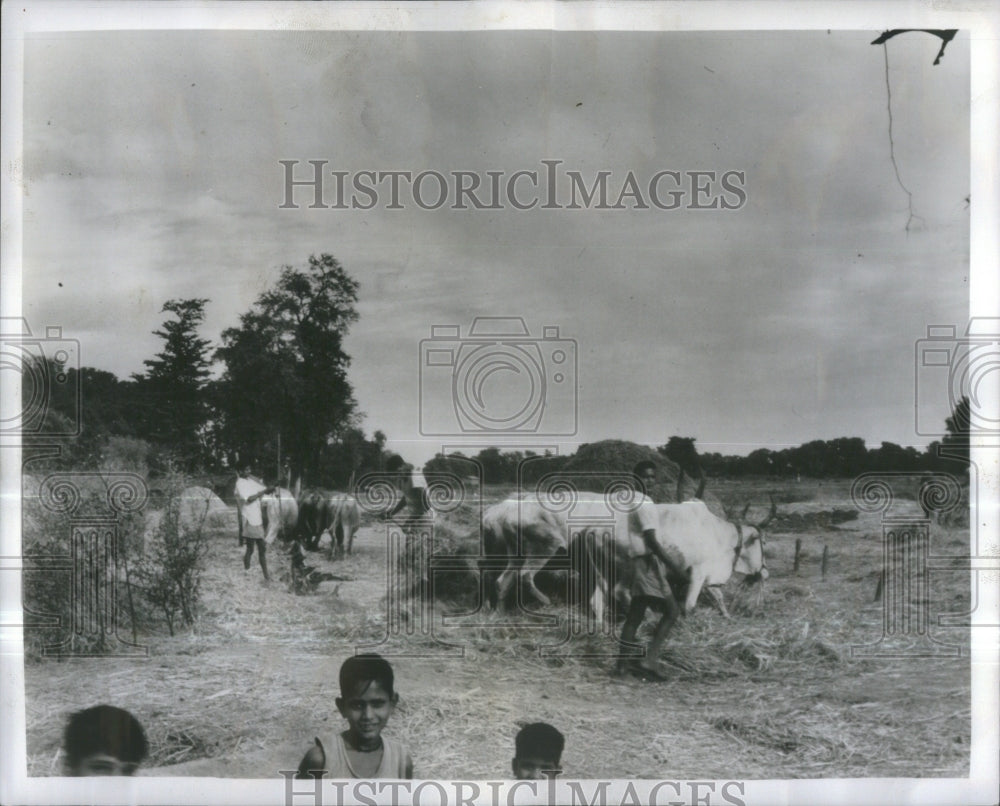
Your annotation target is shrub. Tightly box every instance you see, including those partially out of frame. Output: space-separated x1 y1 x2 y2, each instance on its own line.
132 476 211 635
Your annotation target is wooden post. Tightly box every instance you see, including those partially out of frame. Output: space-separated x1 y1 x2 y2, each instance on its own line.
276 432 282 485
821 544 829 579
793 538 802 573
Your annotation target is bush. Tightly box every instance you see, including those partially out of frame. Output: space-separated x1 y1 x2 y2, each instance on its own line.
98 436 151 476
132 476 211 635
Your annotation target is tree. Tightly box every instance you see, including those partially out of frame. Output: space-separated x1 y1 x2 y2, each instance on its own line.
319 427 388 488
936 395 971 471
870 441 923 473
215 254 360 484
658 436 704 476
828 437 868 477
132 299 212 469
33 364 145 469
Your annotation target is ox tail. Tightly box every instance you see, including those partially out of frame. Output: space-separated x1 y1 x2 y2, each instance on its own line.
570 526 611 620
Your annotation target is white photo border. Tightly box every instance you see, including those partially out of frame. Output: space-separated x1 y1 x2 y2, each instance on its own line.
2 2 997 805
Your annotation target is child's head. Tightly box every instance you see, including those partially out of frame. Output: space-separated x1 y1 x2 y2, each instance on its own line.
512 722 564 780
63 705 148 776
336 654 398 748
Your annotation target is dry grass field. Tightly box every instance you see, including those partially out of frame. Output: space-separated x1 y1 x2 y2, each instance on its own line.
23 479 972 780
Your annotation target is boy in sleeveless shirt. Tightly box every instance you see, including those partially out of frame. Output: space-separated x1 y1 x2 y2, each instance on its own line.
297 654 413 779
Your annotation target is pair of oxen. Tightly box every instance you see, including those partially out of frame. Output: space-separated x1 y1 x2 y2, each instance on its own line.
235 479 360 559
480 492 775 620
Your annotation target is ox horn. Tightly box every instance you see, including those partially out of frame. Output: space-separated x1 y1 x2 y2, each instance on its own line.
753 493 777 530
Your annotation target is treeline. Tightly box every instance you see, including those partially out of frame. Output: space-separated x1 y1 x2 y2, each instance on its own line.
31 254 391 489
424 447 570 485
699 432 967 478
422 415 970 484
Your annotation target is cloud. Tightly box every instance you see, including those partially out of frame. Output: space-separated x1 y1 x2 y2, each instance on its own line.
20 29 970 462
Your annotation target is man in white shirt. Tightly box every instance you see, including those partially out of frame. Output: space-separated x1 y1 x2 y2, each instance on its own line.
615 461 682 680
235 466 275 581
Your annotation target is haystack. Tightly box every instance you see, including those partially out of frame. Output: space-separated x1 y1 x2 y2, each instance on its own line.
144 486 235 539
177 486 232 529
562 440 725 515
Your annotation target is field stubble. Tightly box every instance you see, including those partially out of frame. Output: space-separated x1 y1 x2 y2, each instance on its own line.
23 479 971 779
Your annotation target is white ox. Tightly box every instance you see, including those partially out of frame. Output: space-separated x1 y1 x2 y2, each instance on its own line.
652 498 773 617
482 493 659 618
324 493 361 559
261 488 299 544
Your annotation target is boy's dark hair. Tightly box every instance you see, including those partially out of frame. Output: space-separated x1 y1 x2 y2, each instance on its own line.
515 722 564 764
63 705 149 767
632 460 657 478
340 653 395 697
385 454 406 473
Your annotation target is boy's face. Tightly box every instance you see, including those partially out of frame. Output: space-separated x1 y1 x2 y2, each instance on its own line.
71 753 139 776
336 680 397 747
512 755 561 780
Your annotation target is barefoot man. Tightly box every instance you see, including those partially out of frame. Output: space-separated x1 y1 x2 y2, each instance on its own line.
236 466 275 581
615 460 683 681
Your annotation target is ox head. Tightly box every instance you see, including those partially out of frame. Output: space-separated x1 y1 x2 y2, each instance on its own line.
731 494 776 582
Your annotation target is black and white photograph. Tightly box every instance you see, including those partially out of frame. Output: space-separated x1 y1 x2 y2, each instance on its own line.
2 2 998 805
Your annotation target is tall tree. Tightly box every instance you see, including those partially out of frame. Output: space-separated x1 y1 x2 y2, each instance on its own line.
133 299 212 468
658 436 703 478
215 254 360 484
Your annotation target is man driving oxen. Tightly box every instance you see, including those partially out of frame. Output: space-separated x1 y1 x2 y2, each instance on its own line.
235 466 275 580
236 465 300 582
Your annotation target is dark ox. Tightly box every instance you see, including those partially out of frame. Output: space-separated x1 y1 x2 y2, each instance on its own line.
481 493 660 619
297 489 361 559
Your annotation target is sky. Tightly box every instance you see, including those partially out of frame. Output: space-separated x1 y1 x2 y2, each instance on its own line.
20 27 971 467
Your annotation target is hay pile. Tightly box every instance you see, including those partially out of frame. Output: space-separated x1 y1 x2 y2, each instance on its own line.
563 440 724 514
143 486 236 543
